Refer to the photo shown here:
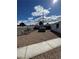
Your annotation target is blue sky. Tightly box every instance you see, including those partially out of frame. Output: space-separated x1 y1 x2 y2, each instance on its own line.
17 0 61 20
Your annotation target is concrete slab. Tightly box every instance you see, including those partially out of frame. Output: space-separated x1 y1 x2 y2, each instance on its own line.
17 38 61 59
25 42 52 59
46 38 61 49
17 47 27 59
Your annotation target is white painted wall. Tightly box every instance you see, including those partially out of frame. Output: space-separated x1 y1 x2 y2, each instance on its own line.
51 21 61 33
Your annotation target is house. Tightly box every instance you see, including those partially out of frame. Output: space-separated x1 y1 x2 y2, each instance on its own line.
50 21 61 34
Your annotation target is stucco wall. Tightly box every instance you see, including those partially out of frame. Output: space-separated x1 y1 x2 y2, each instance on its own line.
50 21 61 33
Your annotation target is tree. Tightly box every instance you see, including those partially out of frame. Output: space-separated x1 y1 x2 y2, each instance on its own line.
19 22 26 26
39 21 43 25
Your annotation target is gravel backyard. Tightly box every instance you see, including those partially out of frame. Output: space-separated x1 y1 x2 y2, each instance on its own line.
17 30 58 48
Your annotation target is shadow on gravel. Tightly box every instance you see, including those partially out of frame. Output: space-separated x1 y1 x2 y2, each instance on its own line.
50 30 61 38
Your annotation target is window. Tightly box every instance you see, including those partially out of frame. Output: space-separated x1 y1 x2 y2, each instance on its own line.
56 23 59 29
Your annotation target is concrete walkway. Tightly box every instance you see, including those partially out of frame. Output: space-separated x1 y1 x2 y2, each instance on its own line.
17 38 61 59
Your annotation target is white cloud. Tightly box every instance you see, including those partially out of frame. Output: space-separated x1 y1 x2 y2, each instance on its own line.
17 19 37 25
34 5 44 12
48 8 52 10
17 15 61 25
53 0 58 4
28 17 33 20
32 5 50 16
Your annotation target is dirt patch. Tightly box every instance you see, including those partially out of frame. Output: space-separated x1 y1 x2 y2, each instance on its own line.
17 30 58 48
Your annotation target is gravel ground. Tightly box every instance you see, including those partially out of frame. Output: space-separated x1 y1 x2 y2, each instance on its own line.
30 46 61 59
17 30 58 48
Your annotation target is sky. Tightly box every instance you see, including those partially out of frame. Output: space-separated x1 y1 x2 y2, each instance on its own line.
17 0 61 21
